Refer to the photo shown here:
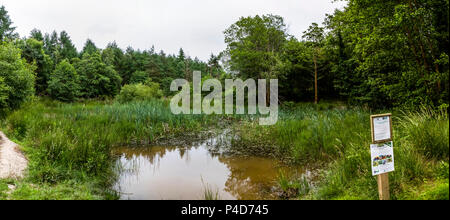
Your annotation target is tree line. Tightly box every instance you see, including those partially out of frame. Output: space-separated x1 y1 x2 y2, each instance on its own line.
1 6 224 114
222 0 448 110
1 0 449 115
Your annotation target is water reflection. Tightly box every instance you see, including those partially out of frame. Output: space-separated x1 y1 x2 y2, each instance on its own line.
114 135 304 200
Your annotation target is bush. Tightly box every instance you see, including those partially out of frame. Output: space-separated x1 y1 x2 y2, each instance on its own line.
0 42 35 115
47 59 80 102
115 81 163 103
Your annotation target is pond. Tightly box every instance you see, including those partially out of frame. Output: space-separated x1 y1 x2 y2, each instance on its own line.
113 132 307 200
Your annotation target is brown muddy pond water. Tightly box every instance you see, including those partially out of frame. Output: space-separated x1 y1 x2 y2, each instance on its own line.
113 134 307 200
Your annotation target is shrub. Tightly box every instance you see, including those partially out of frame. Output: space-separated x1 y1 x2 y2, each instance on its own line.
47 59 80 102
0 42 35 114
115 81 163 103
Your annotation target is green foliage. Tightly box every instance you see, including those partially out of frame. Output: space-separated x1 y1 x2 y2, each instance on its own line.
59 31 78 60
16 27 221 102
7 181 105 200
323 0 449 109
0 179 10 199
435 161 449 180
223 14 287 79
81 39 99 55
129 70 149 84
221 1 449 109
29 29 44 41
16 38 53 95
40 30 78 65
207 53 222 77
115 81 163 103
47 59 80 102
278 39 315 101
74 52 122 98
416 181 449 200
43 31 60 64
398 108 449 160
303 23 324 45
0 5 18 41
102 42 125 83
0 42 35 114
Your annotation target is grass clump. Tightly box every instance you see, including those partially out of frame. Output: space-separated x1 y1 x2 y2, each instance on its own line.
201 178 221 200
277 170 311 199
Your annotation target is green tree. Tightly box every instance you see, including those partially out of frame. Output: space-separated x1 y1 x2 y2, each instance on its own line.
59 31 78 60
30 29 44 41
303 23 325 104
47 59 80 102
146 51 165 86
278 38 314 101
81 39 99 56
16 38 53 95
129 70 149 84
121 47 149 85
177 48 186 62
0 42 35 113
102 42 128 88
0 5 18 41
74 52 122 98
207 53 221 77
323 10 357 100
323 0 449 109
102 42 124 69
223 14 288 80
43 31 60 64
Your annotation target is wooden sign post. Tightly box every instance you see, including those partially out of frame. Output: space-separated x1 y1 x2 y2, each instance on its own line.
377 172 390 200
370 113 393 200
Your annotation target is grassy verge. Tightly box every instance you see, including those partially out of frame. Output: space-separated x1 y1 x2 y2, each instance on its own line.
229 104 449 200
0 98 219 199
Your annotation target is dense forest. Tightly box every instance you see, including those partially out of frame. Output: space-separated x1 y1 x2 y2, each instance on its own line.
1 0 449 115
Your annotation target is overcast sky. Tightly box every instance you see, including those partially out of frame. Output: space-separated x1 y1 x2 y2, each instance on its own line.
2 0 347 61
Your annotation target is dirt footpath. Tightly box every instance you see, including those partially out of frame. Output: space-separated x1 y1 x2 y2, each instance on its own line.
0 131 28 179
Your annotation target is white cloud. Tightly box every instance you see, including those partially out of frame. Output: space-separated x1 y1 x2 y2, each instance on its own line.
2 0 346 60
